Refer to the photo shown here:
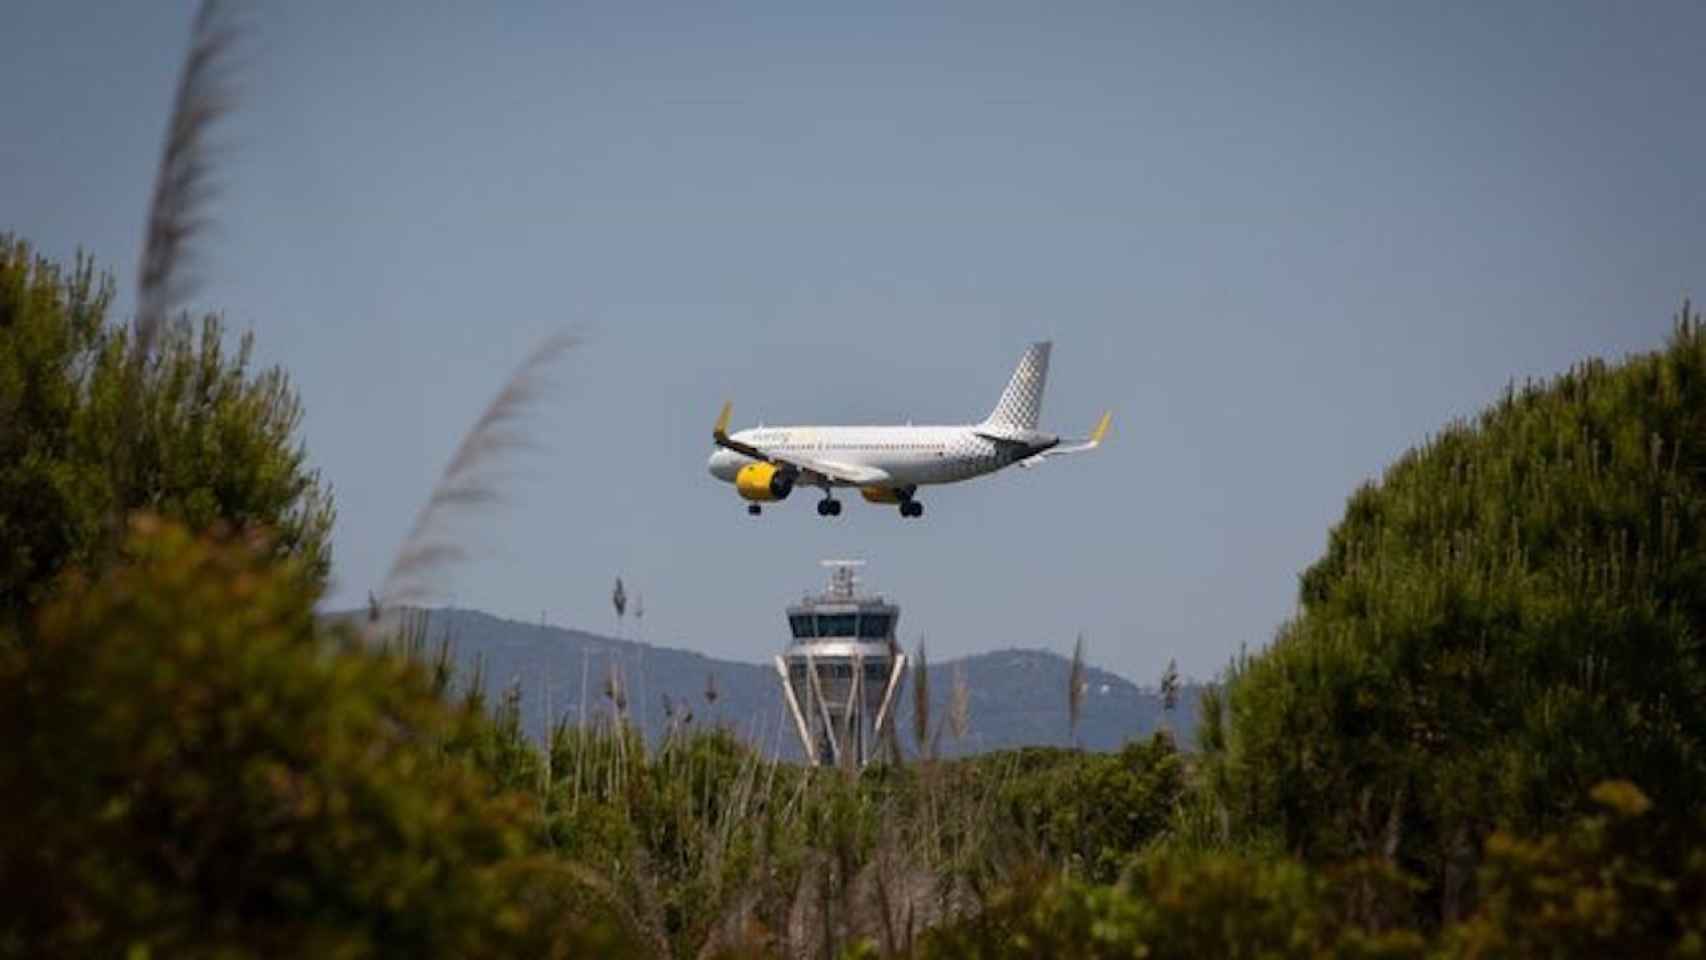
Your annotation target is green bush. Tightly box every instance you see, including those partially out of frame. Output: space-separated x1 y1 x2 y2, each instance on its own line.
0 517 619 957
1448 781 1706 958
919 851 1424 959
995 734 1185 883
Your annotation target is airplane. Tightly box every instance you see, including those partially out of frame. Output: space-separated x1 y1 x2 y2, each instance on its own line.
707 341 1110 518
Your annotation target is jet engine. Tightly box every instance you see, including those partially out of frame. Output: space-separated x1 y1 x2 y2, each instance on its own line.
737 462 796 501
859 486 903 504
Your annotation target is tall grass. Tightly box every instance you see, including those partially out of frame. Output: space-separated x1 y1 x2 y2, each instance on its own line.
375 332 577 615
1068 632 1087 745
362 601 1141 958
132 0 237 365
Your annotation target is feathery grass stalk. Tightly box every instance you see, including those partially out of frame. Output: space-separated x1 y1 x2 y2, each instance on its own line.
949 663 971 743
574 645 589 812
1069 631 1087 745
112 0 237 548
1159 657 1181 737
133 0 237 366
375 332 577 612
912 636 931 761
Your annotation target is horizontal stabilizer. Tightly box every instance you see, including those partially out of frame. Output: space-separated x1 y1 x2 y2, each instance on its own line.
1018 411 1111 465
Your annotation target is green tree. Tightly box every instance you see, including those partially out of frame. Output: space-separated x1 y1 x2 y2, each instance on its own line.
1200 304 1706 923
0 235 333 625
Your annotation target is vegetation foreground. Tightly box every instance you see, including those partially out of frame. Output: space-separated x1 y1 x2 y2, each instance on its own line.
7 4 1706 953
9 229 1706 958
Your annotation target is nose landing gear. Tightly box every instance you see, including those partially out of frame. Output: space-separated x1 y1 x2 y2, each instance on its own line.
747 504 762 516
816 497 842 517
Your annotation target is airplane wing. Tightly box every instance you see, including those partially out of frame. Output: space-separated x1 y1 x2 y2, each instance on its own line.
1018 411 1111 468
790 457 891 486
714 402 892 486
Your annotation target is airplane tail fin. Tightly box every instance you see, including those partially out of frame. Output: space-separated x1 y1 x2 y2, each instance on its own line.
982 341 1051 433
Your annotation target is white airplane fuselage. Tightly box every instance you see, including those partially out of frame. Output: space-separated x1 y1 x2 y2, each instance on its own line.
706 424 1050 490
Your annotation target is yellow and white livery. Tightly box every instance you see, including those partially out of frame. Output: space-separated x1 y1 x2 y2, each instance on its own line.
707 342 1110 518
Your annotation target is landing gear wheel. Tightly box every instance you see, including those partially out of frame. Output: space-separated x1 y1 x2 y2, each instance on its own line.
747 504 762 516
900 501 923 518
817 498 842 517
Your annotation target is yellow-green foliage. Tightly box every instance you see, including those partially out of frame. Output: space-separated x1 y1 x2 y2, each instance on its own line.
0 517 623 958
0 236 333 624
1201 305 1706 921
992 735 1185 883
918 851 1424 959
922 778 1706 959
1449 781 1706 958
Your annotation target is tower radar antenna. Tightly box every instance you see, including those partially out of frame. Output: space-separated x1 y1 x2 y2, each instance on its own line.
820 559 865 600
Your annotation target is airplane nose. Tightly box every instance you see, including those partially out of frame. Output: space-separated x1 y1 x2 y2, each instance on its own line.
707 450 732 480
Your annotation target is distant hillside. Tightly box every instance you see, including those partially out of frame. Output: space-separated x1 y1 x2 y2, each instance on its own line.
339 607 1203 760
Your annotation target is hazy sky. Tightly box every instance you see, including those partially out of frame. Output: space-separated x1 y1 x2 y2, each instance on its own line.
5 2 1702 683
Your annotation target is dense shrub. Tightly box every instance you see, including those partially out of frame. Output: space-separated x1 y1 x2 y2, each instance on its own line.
0 517 619 957
918 851 1424 959
1201 305 1706 922
995 734 1185 883
1449 781 1706 958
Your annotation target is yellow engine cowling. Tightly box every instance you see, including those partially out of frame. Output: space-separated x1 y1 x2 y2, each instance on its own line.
736 463 795 502
860 486 902 504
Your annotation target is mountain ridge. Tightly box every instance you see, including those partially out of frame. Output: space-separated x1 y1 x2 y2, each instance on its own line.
335 606 1203 759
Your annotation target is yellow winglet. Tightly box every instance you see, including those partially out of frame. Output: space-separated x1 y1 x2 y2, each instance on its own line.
1090 410 1112 445
714 401 733 440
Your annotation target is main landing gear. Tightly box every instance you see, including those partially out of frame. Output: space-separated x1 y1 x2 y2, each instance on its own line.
816 497 842 517
748 504 762 516
896 488 923 519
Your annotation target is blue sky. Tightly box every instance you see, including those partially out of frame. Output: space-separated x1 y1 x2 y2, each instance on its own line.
4 2 1702 683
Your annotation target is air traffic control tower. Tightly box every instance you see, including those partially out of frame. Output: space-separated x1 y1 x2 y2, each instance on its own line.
776 561 907 768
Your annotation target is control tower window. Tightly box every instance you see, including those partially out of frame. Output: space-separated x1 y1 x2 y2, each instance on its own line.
789 614 815 639
857 613 893 638
816 613 857 637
